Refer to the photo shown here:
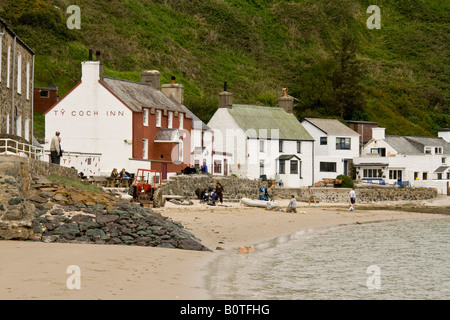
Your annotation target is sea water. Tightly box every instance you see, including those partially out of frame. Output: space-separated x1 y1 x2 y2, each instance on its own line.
207 216 450 300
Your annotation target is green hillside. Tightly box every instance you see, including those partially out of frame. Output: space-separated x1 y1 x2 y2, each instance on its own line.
1 0 449 137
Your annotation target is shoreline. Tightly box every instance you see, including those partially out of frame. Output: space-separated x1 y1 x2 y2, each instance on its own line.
0 196 448 300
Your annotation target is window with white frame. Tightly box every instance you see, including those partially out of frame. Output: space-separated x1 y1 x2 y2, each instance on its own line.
17 53 22 94
156 110 161 127
179 113 184 129
143 139 148 159
260 140 265 152
26 62 30 100
7 45 11 88
290 160 298 174
260 160 264 176
297 141 301 153
24 118 29 141
16 114 22 136
143 109 148 126
168 111 173 128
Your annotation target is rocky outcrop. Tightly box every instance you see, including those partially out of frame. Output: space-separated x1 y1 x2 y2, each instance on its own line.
0 155 209 251
25 177 209 250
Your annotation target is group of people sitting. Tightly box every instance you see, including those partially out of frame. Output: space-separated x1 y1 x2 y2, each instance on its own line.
110 168 131 179
195 183 224 206
183 162 208 175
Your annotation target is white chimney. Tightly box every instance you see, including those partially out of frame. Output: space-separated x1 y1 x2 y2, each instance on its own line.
81 61 101 84
372 127 385 140
438 127 450 142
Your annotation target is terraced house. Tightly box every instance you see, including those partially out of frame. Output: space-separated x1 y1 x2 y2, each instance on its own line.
44 52 195 178
0 17 34 143
207 88 315 187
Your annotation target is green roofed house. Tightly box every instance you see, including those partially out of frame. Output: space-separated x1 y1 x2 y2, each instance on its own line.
207 87 314 187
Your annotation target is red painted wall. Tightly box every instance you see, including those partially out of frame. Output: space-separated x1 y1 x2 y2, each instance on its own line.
132 109 192 173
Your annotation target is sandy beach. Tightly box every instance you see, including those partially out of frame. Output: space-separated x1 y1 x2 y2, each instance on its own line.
0 196 448 300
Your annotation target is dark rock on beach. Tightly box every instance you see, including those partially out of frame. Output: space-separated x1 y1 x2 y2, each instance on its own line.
0 173 209 251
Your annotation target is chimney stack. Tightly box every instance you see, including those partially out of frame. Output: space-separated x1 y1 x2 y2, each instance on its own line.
372 127 386 140
95 51 103 81
141 70 161 90
161 76 184 104
218 81 232 109
438 125 450 142
277 88 294 113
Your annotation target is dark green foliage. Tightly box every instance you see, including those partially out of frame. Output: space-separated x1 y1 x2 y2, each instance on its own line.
0 0 448 137
337 175 354 188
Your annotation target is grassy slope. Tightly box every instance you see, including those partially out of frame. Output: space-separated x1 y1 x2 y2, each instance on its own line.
1 0 448 138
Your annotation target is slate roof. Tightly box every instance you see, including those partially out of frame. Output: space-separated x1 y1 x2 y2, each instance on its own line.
228 105 314 141
384 135 450 155
302 118 360 136
154 128 180 142
181 105 210 131
102 77 184 113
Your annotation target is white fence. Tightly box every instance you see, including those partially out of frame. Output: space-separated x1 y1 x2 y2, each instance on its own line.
0 138 44 160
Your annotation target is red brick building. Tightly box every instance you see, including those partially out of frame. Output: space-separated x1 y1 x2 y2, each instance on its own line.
33 85 58 113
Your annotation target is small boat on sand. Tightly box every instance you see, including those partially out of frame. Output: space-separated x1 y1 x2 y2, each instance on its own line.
241 197 279 210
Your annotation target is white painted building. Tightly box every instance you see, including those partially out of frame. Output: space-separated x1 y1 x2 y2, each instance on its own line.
207 89 314 187
44 57 195 177
353 127 450 194
301 118 360 183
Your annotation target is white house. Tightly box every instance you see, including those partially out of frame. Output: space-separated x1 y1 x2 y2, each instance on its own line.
207 88 314 187
353 127 450 194
44 54 195 177
301 118 360 183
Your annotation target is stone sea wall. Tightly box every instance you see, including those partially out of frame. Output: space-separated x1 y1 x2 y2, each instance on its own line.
162 174 438 203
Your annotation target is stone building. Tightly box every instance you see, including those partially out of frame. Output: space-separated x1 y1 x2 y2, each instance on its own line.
0 17 34 143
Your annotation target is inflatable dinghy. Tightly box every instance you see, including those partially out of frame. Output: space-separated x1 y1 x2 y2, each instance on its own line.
241 197 279 210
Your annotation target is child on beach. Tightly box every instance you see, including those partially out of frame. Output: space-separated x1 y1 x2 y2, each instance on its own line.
349 187 356 211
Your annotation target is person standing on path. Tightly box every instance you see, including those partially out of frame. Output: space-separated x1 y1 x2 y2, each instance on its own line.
349 187 356 210
50 131 62 164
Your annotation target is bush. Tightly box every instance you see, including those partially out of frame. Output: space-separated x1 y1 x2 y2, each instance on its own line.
336 174 354 188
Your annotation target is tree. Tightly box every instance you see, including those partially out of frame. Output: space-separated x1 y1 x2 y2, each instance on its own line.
331 32 366 119
293 32 366 120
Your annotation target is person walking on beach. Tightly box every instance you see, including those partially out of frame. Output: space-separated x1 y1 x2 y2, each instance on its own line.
308 186 317 207
50 131 62 164
349 187 356 211
286 195 297 213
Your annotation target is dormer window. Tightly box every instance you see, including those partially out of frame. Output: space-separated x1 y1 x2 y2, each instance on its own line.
435 147 443 154
425 147 432 154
